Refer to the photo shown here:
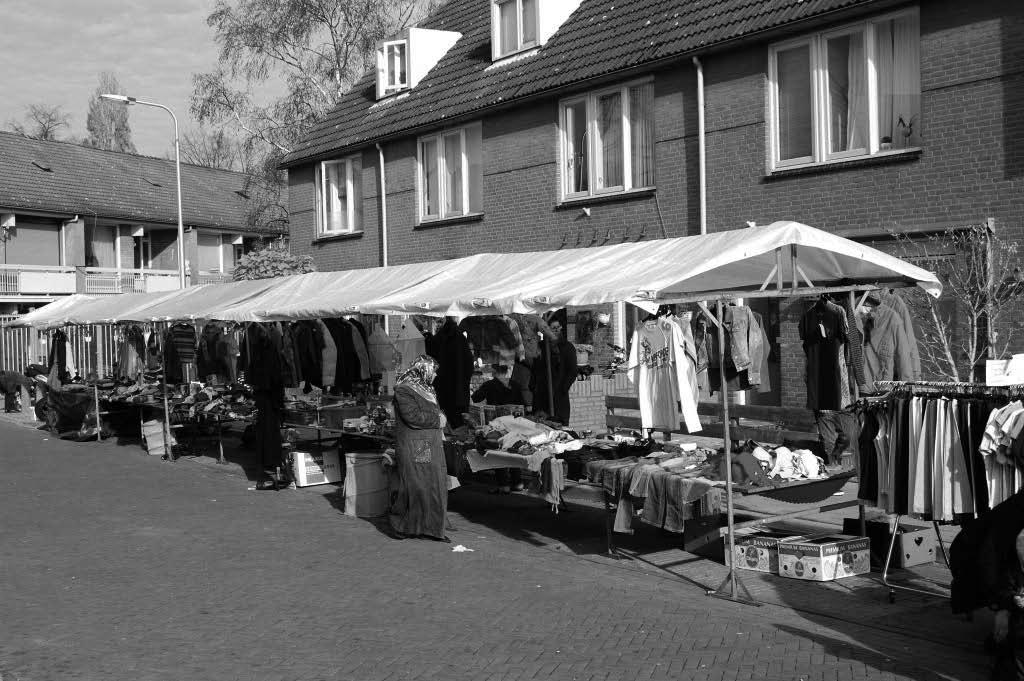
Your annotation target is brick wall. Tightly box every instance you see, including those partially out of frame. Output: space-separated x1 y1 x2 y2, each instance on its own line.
287 0 1024 406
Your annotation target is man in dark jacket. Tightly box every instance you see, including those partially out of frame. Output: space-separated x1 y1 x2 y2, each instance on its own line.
532 318 577 425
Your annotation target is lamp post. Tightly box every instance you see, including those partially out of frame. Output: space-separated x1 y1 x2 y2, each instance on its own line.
100 94 186 289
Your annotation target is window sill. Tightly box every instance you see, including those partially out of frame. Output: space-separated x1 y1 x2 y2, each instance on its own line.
487 47 540 69
414 212 485 230
313 231 364 244
556 187 656 210
766 148 922 179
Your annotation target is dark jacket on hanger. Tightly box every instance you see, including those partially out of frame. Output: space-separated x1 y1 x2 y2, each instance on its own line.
169 323 197 365
47 329 68 381
459 317 518 365
425 319 475 427
196 323 223 379
800 299 848 411
291 321 324 388
322 318 358 393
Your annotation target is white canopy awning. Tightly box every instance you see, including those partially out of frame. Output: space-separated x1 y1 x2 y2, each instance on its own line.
368 221 942 317
6 221 942 327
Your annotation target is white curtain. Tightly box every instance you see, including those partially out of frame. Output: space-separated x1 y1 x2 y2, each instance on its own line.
876 21 895 146
499 1 517 54
876 14 920 148
86 224 116 268
443 133 464 216
891 14 921 148
845 32 868 151
629 83 655 188
598 92 623 188
521 0 537 44
324 162 346 232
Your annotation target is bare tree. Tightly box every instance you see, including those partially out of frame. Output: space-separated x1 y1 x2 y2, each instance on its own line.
7 104 71 141
84 72 137 153
180 126 244 170
890 223 1024 382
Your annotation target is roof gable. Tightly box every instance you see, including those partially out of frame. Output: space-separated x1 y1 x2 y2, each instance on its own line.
0 131 283 234
283 0 879 167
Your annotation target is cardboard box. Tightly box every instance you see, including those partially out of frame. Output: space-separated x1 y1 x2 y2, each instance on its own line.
290 449 343 487
778 535 871 581
842 518 936 568
723 529 812 574
319 404 366 430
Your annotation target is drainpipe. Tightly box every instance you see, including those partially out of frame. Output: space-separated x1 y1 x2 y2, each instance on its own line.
376 142 390 335
692 56 707 235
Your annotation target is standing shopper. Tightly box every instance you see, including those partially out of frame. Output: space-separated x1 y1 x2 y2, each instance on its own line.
384 356 451 541
532 318 578 425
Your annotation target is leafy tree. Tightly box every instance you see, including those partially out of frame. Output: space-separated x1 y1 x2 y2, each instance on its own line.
232 244 315 280
192 0 428 158
84 72 137 153
7 104 71 141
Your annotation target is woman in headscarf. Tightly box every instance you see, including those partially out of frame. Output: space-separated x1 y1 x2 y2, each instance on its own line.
383 355 451 541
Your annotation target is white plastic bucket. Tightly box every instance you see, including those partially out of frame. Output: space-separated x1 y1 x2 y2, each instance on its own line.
343 452 388 518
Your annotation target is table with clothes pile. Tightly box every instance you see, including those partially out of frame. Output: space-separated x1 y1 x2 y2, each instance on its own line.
583 438 835 536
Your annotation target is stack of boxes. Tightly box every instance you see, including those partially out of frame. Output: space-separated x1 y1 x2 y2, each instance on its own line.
723 529 873 582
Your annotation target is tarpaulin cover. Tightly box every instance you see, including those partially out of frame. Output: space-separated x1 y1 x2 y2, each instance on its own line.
5 294 98 328
8 221 942 326
367 221 943 317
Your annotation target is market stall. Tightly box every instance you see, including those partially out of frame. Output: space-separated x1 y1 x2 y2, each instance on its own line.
6 221 943 601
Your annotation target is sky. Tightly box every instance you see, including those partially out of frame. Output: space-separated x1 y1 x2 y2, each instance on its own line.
0 0 223 158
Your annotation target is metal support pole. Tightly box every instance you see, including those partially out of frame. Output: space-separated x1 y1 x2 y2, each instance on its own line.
544 334 555 418
94 382 102 442
709 298 757 605
217 417 227 465
161 326 173 461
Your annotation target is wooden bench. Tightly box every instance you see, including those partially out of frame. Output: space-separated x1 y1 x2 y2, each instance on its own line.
605 395 819 447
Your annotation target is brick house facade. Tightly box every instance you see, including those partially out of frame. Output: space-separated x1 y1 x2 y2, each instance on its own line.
283 0 1024 432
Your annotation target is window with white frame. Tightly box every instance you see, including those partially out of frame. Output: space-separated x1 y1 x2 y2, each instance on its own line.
493 0 538 58
384 40 408 92
560 80 655 199
767 9 920 170
316 156 362 235
417 123 483 222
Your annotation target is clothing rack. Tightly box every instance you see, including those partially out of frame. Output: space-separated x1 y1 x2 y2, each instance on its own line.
855 379 1019 602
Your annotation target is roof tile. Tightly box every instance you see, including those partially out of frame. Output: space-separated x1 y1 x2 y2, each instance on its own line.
0 132 282 234
282 0 876 167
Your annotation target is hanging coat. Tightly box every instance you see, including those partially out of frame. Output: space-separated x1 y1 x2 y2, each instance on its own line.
317 319 338 388
425 319 475 427
292 321 324 389
394 322 426 371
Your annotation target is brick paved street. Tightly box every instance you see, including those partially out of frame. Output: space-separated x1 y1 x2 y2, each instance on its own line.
0 418 992 681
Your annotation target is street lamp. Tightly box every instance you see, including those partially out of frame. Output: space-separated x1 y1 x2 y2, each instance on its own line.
100 94 186 289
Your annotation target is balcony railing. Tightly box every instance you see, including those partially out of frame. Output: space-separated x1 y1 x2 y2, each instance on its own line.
82 268 180 294
196 270 234 285
0 264 77 296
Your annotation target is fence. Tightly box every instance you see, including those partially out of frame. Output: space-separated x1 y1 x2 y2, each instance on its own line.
0 316 119 378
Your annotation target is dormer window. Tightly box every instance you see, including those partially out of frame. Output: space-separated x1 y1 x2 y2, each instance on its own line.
384 40 408 92
376 27 461 100
490 0 582 62
494 0 538 58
